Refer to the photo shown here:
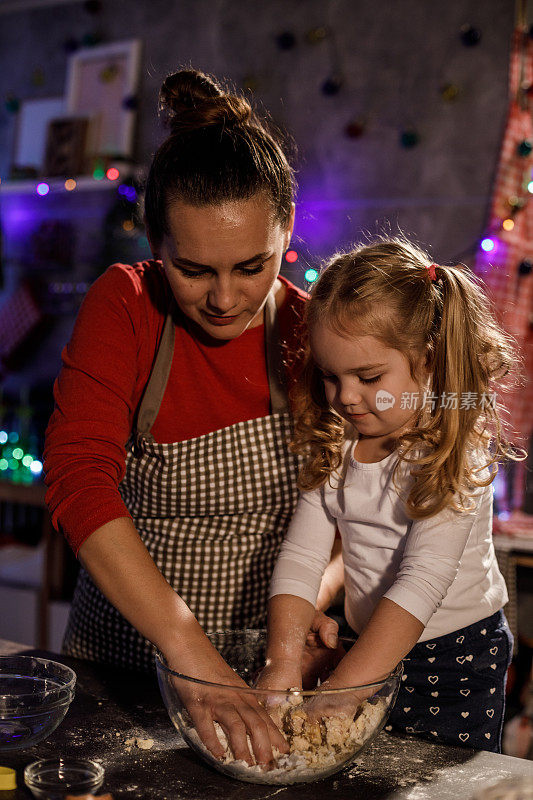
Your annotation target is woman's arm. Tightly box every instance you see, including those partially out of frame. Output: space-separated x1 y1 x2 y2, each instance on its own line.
78 518 289 765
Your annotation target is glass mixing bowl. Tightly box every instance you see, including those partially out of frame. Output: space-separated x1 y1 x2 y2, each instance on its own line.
0 655 76 752
156 629 402 784
24 757 104 800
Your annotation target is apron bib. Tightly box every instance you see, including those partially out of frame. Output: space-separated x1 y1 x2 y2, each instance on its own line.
62 291 301 672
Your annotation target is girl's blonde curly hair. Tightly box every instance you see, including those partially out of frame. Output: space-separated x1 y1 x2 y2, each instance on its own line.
292 237 526 519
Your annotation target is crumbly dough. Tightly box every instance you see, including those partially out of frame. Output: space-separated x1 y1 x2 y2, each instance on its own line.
124 736 155 750
187 692 387 783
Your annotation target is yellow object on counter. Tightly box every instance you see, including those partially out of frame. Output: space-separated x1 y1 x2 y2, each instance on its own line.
0 767 16 790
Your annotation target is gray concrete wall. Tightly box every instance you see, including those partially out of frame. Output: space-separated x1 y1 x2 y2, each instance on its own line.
0 0 517 272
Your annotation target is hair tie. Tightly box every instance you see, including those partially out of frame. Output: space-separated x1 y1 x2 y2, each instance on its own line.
425 263 438 281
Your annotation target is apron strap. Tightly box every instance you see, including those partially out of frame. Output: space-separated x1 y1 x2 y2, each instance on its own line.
136 288 290 435
264 289 290 416
136 305 176 435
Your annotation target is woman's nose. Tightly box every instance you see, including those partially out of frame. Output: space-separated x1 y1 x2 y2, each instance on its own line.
207 278 237 312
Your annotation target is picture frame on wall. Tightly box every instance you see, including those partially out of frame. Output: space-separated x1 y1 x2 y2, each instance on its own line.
12 96 65 176
65 39 142 166
43 116 89 177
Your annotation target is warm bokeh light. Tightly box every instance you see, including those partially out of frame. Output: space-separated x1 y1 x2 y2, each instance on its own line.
122 220 135 231
106 167 120 181
502 218 515 231
65 179 76 191
285 249 298 263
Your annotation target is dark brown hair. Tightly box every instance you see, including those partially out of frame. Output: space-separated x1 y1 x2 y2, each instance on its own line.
144 69 296 245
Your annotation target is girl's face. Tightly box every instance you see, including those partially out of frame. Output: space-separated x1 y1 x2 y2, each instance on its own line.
310 322 428 445
153 195 294 340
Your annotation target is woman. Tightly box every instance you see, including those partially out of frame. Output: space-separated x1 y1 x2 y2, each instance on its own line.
44 69 341 764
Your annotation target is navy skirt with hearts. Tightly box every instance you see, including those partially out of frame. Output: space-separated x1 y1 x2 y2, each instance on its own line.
385 609 513 752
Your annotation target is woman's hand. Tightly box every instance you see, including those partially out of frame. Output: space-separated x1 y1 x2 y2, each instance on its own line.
165 649 289 766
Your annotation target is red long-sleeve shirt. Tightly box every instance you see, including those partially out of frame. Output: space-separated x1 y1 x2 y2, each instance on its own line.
44 261 307 555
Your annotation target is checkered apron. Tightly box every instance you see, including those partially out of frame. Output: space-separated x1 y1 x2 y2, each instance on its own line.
62 292 301 672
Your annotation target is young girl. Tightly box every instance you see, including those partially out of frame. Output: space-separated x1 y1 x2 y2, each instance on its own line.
258 237 524 753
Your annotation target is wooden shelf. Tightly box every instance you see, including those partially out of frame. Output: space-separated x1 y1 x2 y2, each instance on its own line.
0 173 133 196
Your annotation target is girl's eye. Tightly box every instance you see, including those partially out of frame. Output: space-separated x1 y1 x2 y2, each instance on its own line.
360 375 382 385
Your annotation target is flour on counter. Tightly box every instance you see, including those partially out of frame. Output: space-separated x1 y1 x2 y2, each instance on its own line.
471 775 533 800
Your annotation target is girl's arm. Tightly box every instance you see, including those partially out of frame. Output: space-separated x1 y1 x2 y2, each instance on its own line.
258 594 317 690
321 597 424 689
325 484 491 691
316 536 344 613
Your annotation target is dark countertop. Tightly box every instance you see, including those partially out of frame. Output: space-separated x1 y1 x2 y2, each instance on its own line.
1 639 532 799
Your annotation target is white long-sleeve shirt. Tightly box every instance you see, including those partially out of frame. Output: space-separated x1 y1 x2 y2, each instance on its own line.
269 440 507 641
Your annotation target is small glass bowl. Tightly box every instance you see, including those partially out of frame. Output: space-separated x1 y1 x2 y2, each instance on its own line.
24 757 104 800
0 655 76 752
156 629 402 785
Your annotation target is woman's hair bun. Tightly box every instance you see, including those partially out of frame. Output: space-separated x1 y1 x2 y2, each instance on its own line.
159 69 253 133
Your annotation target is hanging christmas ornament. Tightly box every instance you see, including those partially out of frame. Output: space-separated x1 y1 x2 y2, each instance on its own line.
242 75 259 92
400 128 420 148
122 94 138 110
508 194 526 211
276 31 296 50
322 75 343 96
31 68 45 87
84 0 102 13
519 259 533 275
460 24 482 46
344 119 366 139
81 31 102 47
306 26 328 44
517 139 532 157
100 63 119 83
63 37 79 54
5 96 20 114
440 83 460 102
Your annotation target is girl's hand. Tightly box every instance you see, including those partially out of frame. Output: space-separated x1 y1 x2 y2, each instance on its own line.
301 612 345 689
164 646 289 766
309 610 339 650
303 676 374 722
255 658 303 693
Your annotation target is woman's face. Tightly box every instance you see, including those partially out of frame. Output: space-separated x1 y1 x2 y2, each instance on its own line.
153 195 294 340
